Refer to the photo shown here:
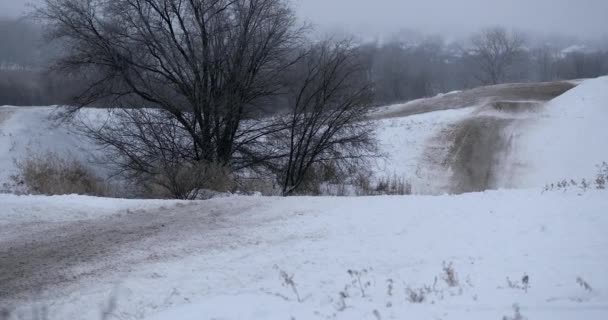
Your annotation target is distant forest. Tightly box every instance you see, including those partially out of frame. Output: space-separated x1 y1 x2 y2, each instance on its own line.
1 17 607 107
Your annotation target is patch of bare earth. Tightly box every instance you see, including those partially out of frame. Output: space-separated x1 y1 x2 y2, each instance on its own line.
370 80 574 120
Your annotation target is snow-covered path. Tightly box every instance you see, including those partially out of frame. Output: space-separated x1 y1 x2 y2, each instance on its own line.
0 195 269 301
2 190 607 319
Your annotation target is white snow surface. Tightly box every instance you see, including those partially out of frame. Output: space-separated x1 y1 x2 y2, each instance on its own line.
510 76 608 187
2 190 607 319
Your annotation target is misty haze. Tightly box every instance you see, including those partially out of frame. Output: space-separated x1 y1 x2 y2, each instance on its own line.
1 1 607 319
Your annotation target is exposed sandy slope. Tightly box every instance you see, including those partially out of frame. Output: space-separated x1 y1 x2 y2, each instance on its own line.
369 80 576 120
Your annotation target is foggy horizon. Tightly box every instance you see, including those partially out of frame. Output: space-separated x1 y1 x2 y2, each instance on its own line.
2 0 608 40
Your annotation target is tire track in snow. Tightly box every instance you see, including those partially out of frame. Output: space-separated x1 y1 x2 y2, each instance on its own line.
0 199 268 303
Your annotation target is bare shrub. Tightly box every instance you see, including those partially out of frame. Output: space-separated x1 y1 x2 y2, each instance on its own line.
273 265 305 303
13 151 108 196
405 288 426 303
577 277 593 292
335 290 349 312
139 161 234 200
506 274 530 292
374 174 412 195
595 162 607 189
347 269 371 298
442 262 459 287
543 163 608 192
234 176 280 196
502 304 526 320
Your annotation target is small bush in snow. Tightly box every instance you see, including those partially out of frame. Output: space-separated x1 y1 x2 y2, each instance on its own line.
502 304 526 320
505 274 530 292
386 279 394 296
595 162 607 189
405 288 425 303
273 265 304 303
374 174 412 196
577 277 593 292
140 161 234 200
13 151 109 196
442 262 459 287
335 290 349 312
347 269 372 298
543 162 608 193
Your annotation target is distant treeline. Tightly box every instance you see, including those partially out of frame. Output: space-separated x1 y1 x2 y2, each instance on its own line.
1 17 608 107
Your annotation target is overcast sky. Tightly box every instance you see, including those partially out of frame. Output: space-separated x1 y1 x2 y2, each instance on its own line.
2 0 608 39
294 0 608 39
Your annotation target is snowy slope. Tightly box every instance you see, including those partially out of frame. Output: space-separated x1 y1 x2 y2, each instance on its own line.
1 190 607 320
374 76 608 193
509 76 608 187
374 107 474 193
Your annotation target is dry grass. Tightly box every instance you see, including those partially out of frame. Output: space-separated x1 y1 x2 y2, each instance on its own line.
13 151 109 196
141 161 235 200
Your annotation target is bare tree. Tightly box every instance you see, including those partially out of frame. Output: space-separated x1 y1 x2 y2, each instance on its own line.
271 40 377 196
471 27 524 85
37 0 306 196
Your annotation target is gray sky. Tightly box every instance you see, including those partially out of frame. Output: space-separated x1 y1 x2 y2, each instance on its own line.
294 0 608 39
0 0 35 17
2 0 608 39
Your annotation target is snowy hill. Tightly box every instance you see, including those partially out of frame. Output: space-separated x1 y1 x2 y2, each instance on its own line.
376 76 608 193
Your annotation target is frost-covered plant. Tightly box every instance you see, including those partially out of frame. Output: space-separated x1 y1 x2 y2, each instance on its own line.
372 309 382 320
374 174 412 195
335 290 349 311
577 277 593 292
386 279 394 296
502 304 526 320
348 269 371 297
273 266 303 302
595 162 607 189
506 274 529 292
543 162 608 193
406 287 426 303
442 262 459 287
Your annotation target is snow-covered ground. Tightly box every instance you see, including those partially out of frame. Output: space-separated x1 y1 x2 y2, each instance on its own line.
1 189 607 319
1 77 608 319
